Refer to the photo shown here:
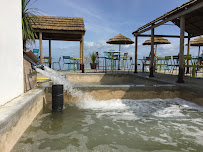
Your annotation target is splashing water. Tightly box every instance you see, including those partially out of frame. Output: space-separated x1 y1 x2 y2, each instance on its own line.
36 66 93 102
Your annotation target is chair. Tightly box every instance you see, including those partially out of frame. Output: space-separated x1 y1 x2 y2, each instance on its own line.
184 55 193 77
170 55 179 75
33 49 39 58
43 57 49 66
120 53 128 70
52 57 61 70
142 57 151 72
62 56 74 71
128 56 134 73
156 57 166 72
96 52 107 72
104 52 112 70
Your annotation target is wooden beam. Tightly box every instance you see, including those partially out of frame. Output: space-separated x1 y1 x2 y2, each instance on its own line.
133 1 203 36
118 44 121 70
42 38 81 41
39 32 43 64
149 28 155 77
80 39 82 70
82 35 85 72
186 36 190 73
177 16 185 83
49 39 51 68
138 34 189 38
34 29 85 35
134 36 138 73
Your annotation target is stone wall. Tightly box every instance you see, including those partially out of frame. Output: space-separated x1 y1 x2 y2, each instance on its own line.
23 54 37 92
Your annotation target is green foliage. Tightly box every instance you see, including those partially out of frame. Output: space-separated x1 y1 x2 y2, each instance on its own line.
22 0 40 49
89 52 97 63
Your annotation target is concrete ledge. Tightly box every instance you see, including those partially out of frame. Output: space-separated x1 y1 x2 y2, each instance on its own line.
0 88 45 152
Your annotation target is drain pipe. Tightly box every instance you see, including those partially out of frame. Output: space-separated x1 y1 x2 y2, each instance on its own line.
52 85 63 112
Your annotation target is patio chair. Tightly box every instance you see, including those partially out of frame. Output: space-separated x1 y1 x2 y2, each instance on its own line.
62 56 74 71
43 57 50 66
142 57 150 72
104 52 111 70
33 49 39 58
165 56 172 73
128 56 140 73
184 55 194 77
170 55 179 75
121 53 128 70
96 52 107 72
156 57 165 72
52 57 61 70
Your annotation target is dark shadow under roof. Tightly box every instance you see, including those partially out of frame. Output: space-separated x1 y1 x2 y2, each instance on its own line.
132 0 203 37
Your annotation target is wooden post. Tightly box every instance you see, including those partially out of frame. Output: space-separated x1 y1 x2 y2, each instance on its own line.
39 32 43 64
149 27 154 77
134 36 138 73
186 36 190 73
198 46 201 57
82 35 85 73
80 39 82 70
177 15 185 83
118 44 121 70
49 39 52 68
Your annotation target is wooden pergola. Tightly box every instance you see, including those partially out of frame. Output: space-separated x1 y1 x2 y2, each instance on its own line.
132 0 203 83
31 16 85 71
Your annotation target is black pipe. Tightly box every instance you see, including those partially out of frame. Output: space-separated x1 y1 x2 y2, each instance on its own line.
52 85 63 111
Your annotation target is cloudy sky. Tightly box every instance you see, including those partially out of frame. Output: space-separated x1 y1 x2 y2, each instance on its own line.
28 0 200 64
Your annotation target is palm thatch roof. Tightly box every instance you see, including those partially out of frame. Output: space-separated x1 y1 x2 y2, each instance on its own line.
29 16 85 41
143 37 171 45
187 36 203 46
106 34 134 44
31 16 85 31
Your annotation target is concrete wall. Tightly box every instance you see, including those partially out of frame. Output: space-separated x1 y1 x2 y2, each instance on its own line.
0 0 23 105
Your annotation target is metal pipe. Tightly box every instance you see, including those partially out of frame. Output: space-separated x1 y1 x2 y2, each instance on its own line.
52 85 63 112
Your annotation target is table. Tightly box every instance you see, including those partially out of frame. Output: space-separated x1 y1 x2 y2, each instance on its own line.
104 51 121 74
70 58 81 71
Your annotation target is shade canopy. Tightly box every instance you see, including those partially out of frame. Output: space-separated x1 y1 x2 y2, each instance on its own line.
106 34 134 44
31 16 85 41
142 37 171 45
187 36 203 46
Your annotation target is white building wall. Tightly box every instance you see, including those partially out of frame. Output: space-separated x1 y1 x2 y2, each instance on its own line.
0 0 24 105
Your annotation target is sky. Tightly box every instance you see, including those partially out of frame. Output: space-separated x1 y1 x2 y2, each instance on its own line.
27 0 201 64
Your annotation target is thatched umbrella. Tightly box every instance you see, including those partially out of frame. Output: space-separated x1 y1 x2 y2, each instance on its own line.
106 34 134 69
142 37 171 55
186 36 203 56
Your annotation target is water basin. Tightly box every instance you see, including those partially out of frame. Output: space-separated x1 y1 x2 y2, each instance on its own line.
12 98 203 152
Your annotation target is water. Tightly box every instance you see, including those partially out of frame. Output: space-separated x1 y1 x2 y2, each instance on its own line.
36 66 93 102
12 98 203 152
17 67 202 151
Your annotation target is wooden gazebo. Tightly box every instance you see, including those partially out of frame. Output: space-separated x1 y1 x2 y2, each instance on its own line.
132 0 203 83
31 16 85 70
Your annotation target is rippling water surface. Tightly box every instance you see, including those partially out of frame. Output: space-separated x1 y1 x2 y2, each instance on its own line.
12 98 203 152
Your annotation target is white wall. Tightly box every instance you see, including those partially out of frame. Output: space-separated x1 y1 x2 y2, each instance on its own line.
0 0 24 105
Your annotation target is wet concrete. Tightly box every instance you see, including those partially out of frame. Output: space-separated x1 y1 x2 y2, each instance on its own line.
0 89 46 152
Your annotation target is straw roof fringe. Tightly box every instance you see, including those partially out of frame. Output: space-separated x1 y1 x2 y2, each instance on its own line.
133 0 203 37
30 16 85 31
142 37 171 45
186 36 203 46
107 34 134 44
